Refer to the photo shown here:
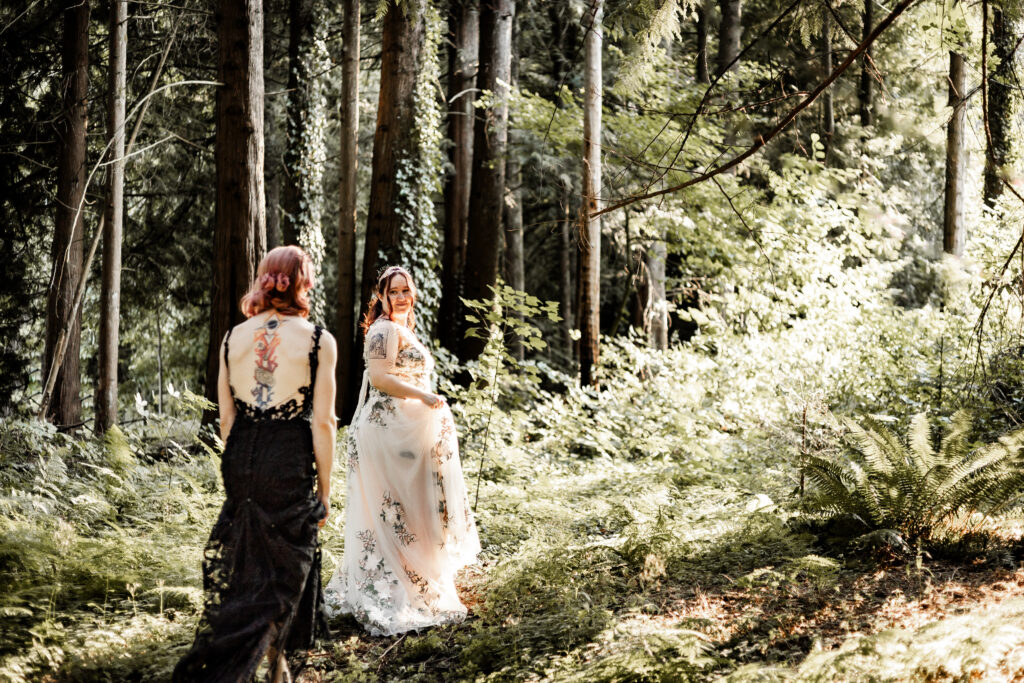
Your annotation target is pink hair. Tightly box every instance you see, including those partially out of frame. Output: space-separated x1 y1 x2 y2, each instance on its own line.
240 245 315 318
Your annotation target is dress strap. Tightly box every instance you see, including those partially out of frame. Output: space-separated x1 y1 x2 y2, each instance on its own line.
223 327 235 398
308 324 324 393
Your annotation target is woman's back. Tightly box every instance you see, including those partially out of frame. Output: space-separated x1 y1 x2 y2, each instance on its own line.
225 311 321 419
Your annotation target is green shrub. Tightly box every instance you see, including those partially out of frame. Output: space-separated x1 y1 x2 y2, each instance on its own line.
803 412 1024 545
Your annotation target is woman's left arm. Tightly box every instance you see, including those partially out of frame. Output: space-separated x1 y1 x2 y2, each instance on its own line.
311 331 338 526
217 333 236 443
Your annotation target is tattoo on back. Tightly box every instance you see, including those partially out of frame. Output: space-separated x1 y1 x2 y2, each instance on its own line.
252 314 285 407
367 329 387 359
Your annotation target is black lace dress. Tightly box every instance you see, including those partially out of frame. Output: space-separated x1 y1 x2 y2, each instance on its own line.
173 325 329 683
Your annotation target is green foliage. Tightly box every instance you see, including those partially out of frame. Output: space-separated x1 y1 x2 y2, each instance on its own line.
803 412 1024 544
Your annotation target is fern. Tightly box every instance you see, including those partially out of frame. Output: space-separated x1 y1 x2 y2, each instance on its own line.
804 413 1024 544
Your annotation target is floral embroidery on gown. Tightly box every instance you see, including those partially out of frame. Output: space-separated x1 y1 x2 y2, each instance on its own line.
324 319 480 636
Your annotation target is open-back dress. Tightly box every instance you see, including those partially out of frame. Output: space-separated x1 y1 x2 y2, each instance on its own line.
174 316 328 682
323 318 480 636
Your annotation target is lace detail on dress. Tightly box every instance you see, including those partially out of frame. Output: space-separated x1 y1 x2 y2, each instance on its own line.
225 324 323 422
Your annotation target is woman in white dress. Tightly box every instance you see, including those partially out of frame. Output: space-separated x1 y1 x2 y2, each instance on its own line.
325 266 480 635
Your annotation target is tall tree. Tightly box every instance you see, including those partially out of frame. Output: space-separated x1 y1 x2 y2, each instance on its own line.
943 51 967 257
983 5 1014 207
503 11 524 361
579 0 602 386
695 0 710 84
336 0 359 421
716 0 742 76
43 0 90 426
360 0 425 318
205 0 267 407
282 0 327 321
438 0 479 353
458 0 515 363
97 0 128 432
859 0 874 125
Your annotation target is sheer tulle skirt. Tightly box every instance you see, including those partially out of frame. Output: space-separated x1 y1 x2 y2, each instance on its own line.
324 392 480 636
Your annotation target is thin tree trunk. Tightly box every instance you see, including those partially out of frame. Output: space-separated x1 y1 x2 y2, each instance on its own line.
337 0 359 422
205 0 267 410
645 241 668 350
97 0 127 432
859 0 874 125
458 0 515 363
984 6 1014 207
438 0 479 352
943 51 966 257
266 168 281 248
716 0 742 77
579 0 602 386
43 0 90 427
503 10 524 361
696 0 710 83
821 11 834 149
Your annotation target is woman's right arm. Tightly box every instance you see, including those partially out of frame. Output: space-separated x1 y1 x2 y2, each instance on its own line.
217 333 237 442
366 322 440 405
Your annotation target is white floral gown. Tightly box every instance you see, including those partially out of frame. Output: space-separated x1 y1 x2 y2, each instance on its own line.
324 319 480 635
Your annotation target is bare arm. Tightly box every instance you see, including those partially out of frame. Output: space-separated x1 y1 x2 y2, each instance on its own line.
312 331 338 525
217 333 237 442
365 322 440 405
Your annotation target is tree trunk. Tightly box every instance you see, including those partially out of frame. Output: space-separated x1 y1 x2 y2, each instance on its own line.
984 6 1013 207
645 241 668 350
43 0 90 427
859 0 874 126
266 167 281 248
281 0 313 247
695 0 710 84
205 0 267 409
97 0 127 432
943 51 966 257
458 0 515 363
438 0 479 352
821 11 834 149
716 0 741 77
579 0 602 386
503 10 524 361
336 0 359 422
360 0 424 316
282 0 327 320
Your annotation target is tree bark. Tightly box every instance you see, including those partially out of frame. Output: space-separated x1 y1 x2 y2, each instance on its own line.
859 0 874 126
579 0 602 386
97 0 127 432
337 0 359 421
205 0 267 409
645 241 668 350
943 50 966 257
458 0 515 363
438 0 479 352
716 0 742 77
821 11 834 149
360 0 424 320
43 0 90 427
282 0 314 247
984 6 1014 207
696 0 710 84
503 10 523 361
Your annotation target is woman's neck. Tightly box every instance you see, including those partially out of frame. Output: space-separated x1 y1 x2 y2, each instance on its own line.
388 312 409 328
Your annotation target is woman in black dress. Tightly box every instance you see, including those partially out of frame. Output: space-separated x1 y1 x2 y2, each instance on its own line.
174 245 337 683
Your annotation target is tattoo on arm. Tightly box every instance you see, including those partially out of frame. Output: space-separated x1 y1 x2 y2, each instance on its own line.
367 330 387 359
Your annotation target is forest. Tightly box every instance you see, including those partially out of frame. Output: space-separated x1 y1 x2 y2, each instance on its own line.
4 0 1024 679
